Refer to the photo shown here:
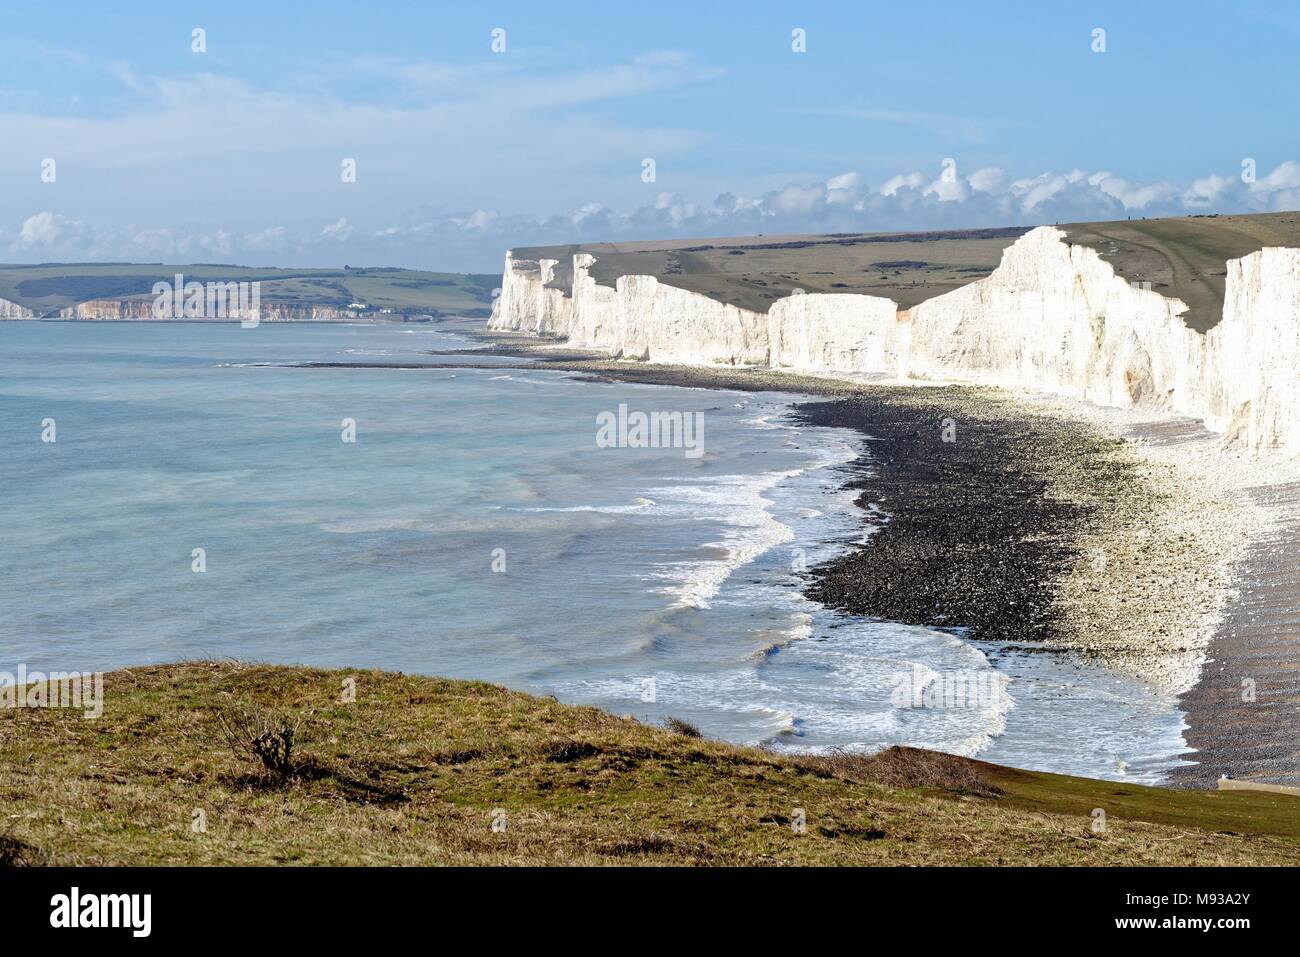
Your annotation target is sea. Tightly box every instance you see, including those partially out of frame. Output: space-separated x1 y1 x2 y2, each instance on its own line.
0 320 1192 782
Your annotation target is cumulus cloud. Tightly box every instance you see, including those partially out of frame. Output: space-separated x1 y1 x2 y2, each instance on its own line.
968 167 1006 194
18 211 78 247
825 172 861 205
321 217 354 241
16 213 54 245
924 169 970 203
10 160 1300 272
880 172 927 197
1184 174 1234 208
1257 160 1300 191
241 226 288 252
473 158 1300 241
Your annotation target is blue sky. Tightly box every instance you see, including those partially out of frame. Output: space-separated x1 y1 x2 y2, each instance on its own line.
3 1 1299 271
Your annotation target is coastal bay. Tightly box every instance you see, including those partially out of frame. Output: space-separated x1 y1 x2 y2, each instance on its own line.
454 322 1289 786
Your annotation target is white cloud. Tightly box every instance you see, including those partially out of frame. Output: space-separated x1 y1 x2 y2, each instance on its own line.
10 161 1300 272
321 217 354 241
968 167 1006 193
769 183 825 215
1010 172 1078 210
1093 174 1179 210
1256 159 1300 191
19 211 72 246
924 171 970 202
879 172 926 197
1184 174 1233 207
0 49 722 243
826 172 862 205
241 226 287 252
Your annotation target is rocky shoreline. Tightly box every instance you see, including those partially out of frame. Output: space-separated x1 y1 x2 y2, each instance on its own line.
430 320 1289 784
447 328 1227 664
791 392 1089 645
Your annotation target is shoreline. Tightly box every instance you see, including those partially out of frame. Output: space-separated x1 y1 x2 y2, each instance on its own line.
1169 481 1300 787
446 319 1298 786
545 364 1222 682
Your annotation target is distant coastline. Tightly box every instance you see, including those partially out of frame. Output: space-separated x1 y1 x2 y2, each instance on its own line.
0 262 498 322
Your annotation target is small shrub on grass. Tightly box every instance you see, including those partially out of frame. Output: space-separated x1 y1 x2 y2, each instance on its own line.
217 706 303 777
544 739 600 762
605 832 676 856
0 833 51 867
664 717 702 738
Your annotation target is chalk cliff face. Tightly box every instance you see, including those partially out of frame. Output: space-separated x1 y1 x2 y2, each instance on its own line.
569 254 769 364
767 292 901 372
0 296 35 318
902 228 1209 408
1207 248 1300 451
902 229 1300 452
488 254 574 336
55 299 366 322
492 226 1300 453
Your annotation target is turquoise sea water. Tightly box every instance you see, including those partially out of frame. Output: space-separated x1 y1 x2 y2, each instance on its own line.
0 321 1192 781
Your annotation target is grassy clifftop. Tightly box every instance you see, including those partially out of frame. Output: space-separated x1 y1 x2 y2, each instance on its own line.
510 211 1300 328
3 662 1299 866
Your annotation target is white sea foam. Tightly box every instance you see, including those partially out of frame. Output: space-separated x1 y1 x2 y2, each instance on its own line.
628 414 860 609
646 471 801 609
512 497 657 515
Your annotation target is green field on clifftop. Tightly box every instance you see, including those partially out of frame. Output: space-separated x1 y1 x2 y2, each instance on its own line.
0 263 499 317
514 211 1300 329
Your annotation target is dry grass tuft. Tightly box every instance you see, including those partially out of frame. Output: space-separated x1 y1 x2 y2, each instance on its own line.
795 746 1002 797
663 717 703 738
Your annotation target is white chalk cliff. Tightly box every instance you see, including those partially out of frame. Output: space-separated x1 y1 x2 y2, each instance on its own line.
491 226 1300 454
0 295 35 318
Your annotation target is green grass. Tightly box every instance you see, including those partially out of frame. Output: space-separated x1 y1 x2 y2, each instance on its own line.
513 228 1025 313
1062 211 1300 331
3 662 1298 866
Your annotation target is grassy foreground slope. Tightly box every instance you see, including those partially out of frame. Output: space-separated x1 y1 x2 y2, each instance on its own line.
3 662 1299 866
0 263 499 317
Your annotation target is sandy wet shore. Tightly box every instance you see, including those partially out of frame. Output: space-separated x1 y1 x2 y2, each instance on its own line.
1013 399 1300 787
1170 481 1300 786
